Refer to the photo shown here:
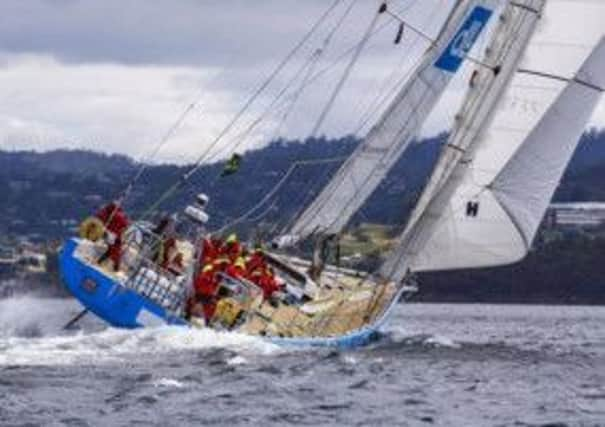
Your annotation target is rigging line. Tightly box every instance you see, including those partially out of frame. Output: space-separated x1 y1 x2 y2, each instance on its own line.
518 68 605 92
268 18 420 236
384 3 502 74
277 8 409 235
319 82 436 235
119 67 233 209
308 2 387 138
268 0 423 129
196 1 360 207
214 0 417 175
207 56 316 164
208 0 359 164
354 60 414 135
98 81 215 230
147 1 417 224
214 156 347 234
353 0 443 135
285 1 471 237
246 200 278 224
119 101 197 205
381 6 435 45
270 52 323 142
372 0 526 288
137 0 344 219
269 0 360 137
292 43 446 237
271 0 402 143
184 0 344 172
316 33 436 242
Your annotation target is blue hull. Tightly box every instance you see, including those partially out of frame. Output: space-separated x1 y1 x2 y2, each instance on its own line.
60 239 186 328
60 238 399 348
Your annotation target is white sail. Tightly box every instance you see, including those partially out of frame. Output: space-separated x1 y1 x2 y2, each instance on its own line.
288 0 498 239
381 2 605 279
492 38 605 247
380 0 546 279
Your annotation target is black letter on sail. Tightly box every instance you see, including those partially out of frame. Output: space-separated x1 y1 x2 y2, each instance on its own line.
466 201 479 217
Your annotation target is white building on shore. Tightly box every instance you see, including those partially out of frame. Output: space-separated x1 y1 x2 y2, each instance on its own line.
547 202 605 228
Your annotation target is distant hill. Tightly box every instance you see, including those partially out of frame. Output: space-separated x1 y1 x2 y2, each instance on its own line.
3 128 605 240
418 230 605 304
2 129 605 304
0 149 135 177
0 134 444 239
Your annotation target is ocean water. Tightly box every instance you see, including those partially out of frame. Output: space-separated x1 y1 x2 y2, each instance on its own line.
0 296 604 427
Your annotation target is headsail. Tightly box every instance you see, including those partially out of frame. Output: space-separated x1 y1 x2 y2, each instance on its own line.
287 0 498 240
490 38 605 247
381 1 605 280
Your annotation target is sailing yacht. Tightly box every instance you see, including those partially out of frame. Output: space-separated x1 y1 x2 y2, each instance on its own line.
60 0 605 347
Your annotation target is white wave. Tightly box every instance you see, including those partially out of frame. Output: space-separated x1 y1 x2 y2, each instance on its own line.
423 335 461 349
0 295 103 338
152 378 185 388
0 295 282 365
343 355 357 365
226 355 248 365
0 323 281 366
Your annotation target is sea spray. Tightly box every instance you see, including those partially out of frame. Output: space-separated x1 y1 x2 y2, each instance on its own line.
0 297 282 366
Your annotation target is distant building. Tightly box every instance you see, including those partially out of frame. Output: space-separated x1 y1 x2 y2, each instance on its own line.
547 202 605 228
0 246 17 276
0 243 47 276
16 250 47 274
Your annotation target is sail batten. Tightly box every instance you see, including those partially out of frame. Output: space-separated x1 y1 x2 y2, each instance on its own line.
287 0 498 240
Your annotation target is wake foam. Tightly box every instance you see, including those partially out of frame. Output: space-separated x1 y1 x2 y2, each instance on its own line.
0 296 281 366
0 326 281 366
0 295 98 338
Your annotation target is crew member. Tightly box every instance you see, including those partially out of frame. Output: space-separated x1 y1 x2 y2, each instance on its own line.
224 233 241 261
192 264 219 322
245 246 266 276
225 256 247 279
96 202 130 271
151 215 177 268
160 236 177 270
167 251 184 276
200 237 220 265
257 266 281 300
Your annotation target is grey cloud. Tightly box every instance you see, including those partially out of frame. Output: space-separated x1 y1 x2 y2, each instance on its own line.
0 0 347 67
0 0 456 68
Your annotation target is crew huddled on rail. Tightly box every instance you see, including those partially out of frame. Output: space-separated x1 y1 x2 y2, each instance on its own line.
190 234 283 322
88 202 283 324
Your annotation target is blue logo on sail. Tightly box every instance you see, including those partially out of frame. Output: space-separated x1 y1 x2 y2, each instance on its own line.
435 6 493 73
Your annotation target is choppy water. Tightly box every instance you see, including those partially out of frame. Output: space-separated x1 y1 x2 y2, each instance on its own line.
1 296 604 427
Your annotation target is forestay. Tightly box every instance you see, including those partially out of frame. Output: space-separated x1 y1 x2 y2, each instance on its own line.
381 1 605 279
288 0 498 240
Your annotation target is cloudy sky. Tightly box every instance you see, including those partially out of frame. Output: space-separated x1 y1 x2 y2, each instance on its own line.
1 0 604 163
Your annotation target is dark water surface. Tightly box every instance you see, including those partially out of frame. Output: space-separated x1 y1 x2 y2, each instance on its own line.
1 297 604 426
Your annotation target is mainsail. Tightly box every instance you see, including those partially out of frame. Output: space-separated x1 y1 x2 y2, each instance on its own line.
381 1 605 280
287 0 498 240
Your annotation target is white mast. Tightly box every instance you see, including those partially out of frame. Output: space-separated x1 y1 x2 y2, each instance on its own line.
286 0 499 241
